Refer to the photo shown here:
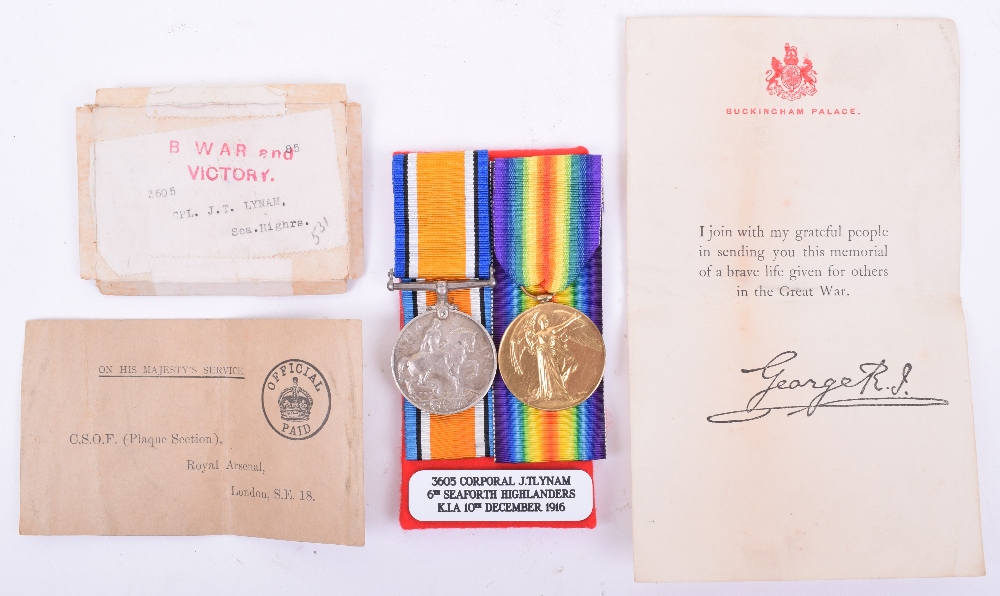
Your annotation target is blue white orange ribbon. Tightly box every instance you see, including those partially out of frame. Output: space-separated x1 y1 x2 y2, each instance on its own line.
393 150 493 460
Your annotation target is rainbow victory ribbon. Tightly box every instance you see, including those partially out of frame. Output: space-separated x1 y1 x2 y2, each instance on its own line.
491 153 605 462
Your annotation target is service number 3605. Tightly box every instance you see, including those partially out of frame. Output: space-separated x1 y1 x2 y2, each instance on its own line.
148 187 176 198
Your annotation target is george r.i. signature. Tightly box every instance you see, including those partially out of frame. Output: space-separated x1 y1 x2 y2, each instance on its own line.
707 350 948 423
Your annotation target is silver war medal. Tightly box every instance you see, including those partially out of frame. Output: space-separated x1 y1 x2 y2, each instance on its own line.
388 269 497 415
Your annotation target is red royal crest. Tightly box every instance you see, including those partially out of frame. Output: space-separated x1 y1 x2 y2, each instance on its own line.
766 43 817 101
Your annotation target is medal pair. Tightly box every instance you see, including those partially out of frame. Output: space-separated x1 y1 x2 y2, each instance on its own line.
389 151 605 418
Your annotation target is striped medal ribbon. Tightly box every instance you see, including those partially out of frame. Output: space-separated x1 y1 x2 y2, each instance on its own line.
391 150 495 460
491 153 606 463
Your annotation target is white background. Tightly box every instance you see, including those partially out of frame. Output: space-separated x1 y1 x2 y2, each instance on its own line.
1 1 997 594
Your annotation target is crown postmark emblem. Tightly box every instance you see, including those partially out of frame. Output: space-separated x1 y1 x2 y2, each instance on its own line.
262 359 331 440
766 43 817 101
278 377 312 421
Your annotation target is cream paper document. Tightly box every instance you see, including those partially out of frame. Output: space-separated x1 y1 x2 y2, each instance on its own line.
626 17 983 581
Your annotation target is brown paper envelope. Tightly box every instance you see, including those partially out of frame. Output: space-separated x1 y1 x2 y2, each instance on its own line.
20 319 364 545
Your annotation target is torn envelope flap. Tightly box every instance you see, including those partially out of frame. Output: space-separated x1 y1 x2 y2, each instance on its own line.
93 109 348 278
19 319 364 545
145 85 288 118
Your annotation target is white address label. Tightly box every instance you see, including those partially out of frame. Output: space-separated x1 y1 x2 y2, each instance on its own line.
93 109 347 277
409 469 593 522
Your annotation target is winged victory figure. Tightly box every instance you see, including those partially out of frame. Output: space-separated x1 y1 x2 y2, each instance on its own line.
508 309 604 403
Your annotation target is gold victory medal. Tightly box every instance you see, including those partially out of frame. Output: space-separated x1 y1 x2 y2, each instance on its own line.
499 299 605 411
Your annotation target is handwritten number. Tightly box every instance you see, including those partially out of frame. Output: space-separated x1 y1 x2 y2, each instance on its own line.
311 216 329 246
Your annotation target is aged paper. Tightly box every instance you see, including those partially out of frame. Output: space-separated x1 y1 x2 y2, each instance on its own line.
626 17 983 581
20 320 364 545
76 84 364 295
94 110 348 276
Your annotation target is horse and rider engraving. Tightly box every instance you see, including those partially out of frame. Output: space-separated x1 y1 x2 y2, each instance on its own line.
397 318 486 409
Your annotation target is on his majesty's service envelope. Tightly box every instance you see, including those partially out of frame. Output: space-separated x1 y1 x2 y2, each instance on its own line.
20 319 364 545
626 17 984 581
